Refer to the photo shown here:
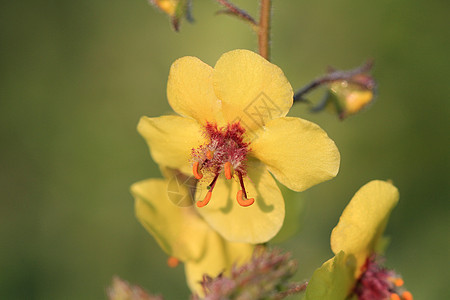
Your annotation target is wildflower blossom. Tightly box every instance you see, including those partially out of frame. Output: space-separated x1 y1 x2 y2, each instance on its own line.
138 49 340 243
304 180 412 300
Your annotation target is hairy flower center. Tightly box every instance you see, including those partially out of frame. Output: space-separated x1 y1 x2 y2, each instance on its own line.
354 255 413 300
191 122 254 208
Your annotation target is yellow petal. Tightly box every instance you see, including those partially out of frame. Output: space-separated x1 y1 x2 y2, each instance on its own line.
251 117 340 192
137 115 204 174
167 56 222 124
196 159 285 244
304 251 356 300
132 178 210 262
185 232 254 294
330 180 399 275
213 49 293 132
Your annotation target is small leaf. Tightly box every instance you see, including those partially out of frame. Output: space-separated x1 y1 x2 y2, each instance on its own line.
304 252 356 300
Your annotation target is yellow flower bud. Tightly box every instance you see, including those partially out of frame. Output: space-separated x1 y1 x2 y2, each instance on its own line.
329 76 375 119
151 0 177 15
149 0 193 31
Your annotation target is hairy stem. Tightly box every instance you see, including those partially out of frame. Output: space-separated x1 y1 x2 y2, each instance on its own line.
215 0 257 25
274 281 308 299
293 61 374 103
258 0 272 60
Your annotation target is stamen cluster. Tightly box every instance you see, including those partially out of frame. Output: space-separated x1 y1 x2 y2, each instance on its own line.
193 248 305 300
191 122 254 207
354 255 413 300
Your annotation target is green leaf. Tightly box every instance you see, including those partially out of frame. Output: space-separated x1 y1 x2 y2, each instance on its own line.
304 251 356 300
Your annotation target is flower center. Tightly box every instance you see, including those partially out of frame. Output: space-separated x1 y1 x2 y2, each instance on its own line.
354 255 413 300
191 122 254 208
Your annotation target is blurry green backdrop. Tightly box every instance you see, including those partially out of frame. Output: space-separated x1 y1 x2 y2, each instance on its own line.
1 0 449 299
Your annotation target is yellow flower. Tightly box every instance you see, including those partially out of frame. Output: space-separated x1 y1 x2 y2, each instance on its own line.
131 172 254 294
138 49 340 244
305 180 412 300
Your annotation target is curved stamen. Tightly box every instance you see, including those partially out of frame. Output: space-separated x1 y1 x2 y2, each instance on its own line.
224 161 233 179
236 189 255 207
196 173 219 207
192 161 203 179
197 191 212 207
236 171 255 207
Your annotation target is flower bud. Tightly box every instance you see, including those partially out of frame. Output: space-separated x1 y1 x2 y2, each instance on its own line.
108 276 164 300
328 73 376 120
194 247 306 300
149 0 193 31
300 62 377 120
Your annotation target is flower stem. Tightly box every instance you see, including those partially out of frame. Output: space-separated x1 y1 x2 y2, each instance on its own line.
274 281 308 299
293 61 374 103
215 0 257 25
258 0 272 61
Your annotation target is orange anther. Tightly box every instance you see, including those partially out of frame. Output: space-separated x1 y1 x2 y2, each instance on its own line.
394 278 404 287
167 256 179 268
197 191 212 207
390 294 401 300
236 190 255 207
206 150 214 160
402 291 413 300
224 161 233 180
193 161 203 179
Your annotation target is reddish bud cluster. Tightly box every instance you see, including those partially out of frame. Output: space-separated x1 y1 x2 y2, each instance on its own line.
354 255 412 300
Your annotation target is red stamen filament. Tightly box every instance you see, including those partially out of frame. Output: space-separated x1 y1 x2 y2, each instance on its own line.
196 174 219 207
236 172 255 207
192 161 203 179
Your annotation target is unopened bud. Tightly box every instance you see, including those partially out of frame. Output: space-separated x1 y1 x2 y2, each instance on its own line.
107 276 164 300
301 61 377 120
149 0 193 31
329 73 375 119
195 247 307 300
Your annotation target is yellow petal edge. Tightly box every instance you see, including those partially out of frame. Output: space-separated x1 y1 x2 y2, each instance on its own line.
251 117 340 192
167 56 221 124
330 180 399 275
137 115 203 175
213 49 293 131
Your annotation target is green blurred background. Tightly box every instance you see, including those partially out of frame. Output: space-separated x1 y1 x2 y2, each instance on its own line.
1 0 449 299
